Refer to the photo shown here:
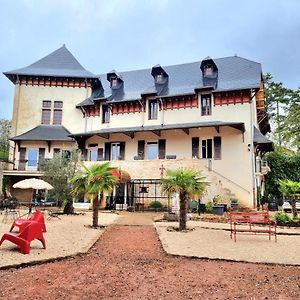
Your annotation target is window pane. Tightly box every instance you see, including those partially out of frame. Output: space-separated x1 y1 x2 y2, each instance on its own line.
54 101 63 108
207 139 213 158
53 109 62 125
201 95 211 116
111 143 120 160
42 109 51 124
89 149 98 161
43 100 51 108
149 100 158 120
102 105 110 123
28 149 38 167
202 140 207 159
147 143 158 160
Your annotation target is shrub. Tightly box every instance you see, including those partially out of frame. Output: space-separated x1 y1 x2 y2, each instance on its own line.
212 195 221 205
230 198 238 204
275 212 292 223
149 201 163 209
205 201 213 213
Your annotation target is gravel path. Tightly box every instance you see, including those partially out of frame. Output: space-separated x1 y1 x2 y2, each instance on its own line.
156 222 300 265
0 224 299 299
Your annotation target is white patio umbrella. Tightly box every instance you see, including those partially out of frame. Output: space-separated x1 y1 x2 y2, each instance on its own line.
13 178 54 190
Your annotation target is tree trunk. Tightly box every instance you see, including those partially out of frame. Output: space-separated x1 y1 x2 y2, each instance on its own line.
63 198 74 214
291 197 298 218
179 192 187 230
92 196 99 227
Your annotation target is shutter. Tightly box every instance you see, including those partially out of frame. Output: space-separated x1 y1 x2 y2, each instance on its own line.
18 147 26 171
97 148 104 161
158 139 166 159
119 142 125 160
104 143 111 161
39 148 45 160
214 137 222 160
81 149 87 161
192 137 199 158
207 139 213 159
38 148 46 171
53 148 60 155
137 140 145 159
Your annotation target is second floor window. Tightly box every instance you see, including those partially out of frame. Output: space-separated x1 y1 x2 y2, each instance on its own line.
148 100 158 120
42 109 51 124
102 105 110 123
41 100 63 125
53 109 62 125
201 94 211 116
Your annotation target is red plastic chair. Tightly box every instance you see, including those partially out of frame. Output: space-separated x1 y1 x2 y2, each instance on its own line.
10 210 46 233
0 221 46 254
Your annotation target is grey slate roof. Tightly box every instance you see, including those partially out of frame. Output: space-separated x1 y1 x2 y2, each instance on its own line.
253 126 273 144
70 121 245 138
11 125 74 141
4 45 98 80
77 55 262 106
253 126 274 152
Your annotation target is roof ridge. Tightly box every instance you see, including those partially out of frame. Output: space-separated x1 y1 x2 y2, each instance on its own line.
96 55 261 77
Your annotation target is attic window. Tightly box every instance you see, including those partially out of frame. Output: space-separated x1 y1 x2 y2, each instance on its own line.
111 78 118 88
204 65 213 76
156 74 163 83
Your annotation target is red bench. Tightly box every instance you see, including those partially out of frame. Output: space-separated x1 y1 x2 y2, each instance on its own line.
230 210 277 242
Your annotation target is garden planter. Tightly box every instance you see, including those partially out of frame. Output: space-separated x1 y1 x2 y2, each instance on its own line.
212 205 225 215
198 203 206 214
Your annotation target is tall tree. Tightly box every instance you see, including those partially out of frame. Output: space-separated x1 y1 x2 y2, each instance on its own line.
0 119 11 197
265 147 300 199
71 162 117 227
0 119 11 162
264 74 300 149
161 168 208 231
43 150 80 214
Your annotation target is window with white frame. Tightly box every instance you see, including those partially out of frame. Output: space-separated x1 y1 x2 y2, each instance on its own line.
111 143 121 160
147 142 158 160
148 100 158 120
202 139 212 159
201 94 212 116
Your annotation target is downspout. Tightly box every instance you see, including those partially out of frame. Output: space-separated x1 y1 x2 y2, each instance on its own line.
84 78 89 133
249 88 259 208
158 98 164 125
80 106 88 132
14 75 21 136
139 99 145 127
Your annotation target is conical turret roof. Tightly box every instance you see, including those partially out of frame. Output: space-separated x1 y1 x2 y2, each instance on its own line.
4 45 97 82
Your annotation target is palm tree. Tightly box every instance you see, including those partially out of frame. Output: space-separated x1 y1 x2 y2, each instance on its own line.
161 168 209 231
71 162 117 227
278 179 300 218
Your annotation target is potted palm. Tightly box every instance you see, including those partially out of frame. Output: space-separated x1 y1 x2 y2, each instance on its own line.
212 195 225 215
161 168 209 231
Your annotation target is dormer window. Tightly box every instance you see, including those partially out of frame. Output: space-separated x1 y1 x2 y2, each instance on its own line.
111 78 118 88
204 65 213 76
200 57 218 89
107 70 123 90
156 74 163 83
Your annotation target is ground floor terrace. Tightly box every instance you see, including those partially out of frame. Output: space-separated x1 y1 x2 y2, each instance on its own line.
5 122 272 207
0 211 299 299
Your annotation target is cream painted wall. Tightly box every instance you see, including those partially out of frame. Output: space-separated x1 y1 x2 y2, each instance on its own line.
83 126 253 205
12 85 90 136
13 140 76 170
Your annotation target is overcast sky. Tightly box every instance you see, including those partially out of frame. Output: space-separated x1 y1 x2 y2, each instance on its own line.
1 0 300 119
